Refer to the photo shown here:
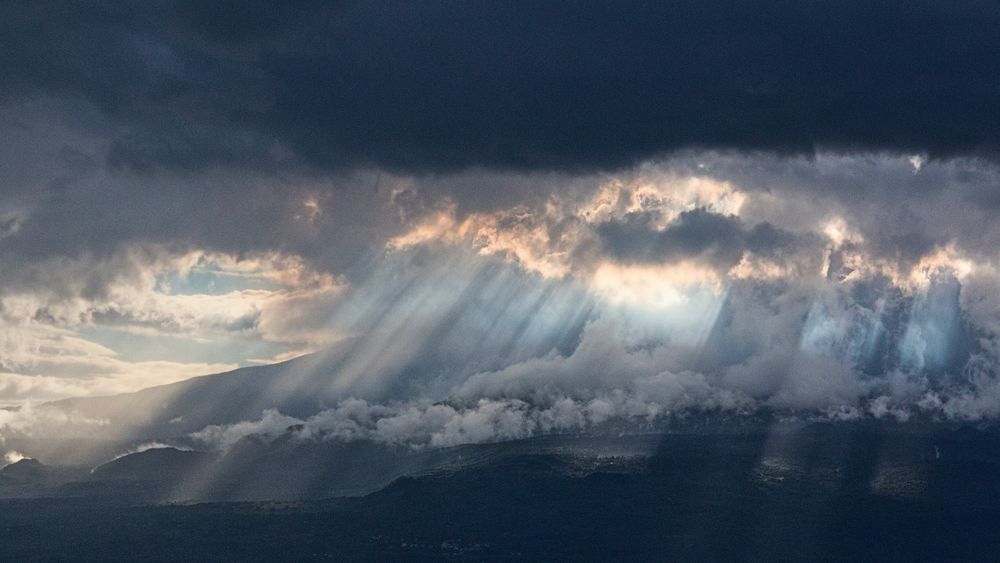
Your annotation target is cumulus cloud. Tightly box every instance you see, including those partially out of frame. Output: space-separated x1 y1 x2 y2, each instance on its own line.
190 409 303 451
189 394 681 452
0 247 348 400
385 157 985 300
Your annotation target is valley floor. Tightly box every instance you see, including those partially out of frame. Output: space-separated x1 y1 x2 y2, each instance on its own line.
3 423 1000 561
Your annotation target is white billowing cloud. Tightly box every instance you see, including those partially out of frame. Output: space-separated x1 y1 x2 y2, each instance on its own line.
190 409 304 450
2 450 27 467
453 313 721 407
188 398 599 451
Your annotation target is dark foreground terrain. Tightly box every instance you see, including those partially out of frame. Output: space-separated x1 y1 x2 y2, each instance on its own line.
4 422 1000 561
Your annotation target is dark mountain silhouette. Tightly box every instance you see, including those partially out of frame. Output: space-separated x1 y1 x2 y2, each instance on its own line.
0 458 47 483
0 458 84 491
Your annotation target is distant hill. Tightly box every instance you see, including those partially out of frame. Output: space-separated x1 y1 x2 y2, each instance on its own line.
46 352 335 441
0 458 47 483
0 458 83 489
90 448 216 482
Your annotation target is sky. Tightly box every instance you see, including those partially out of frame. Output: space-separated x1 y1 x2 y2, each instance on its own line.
4 1 1000 437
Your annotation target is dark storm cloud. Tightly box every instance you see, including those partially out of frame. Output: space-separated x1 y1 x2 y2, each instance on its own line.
599 209 744 267
3 1 1000 174
598 208 817 269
